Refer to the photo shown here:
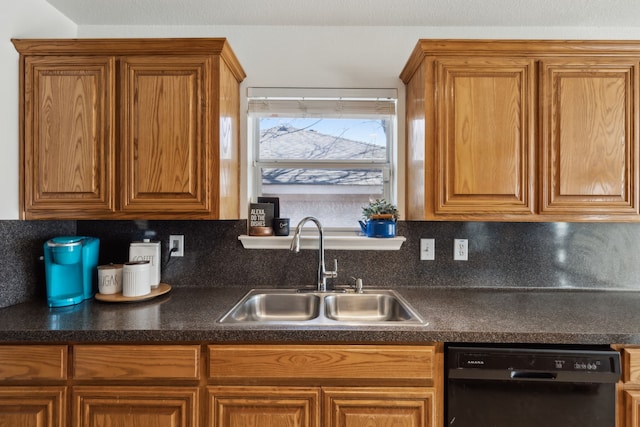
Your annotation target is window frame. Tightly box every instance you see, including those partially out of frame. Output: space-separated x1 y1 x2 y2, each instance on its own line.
247 88 398 230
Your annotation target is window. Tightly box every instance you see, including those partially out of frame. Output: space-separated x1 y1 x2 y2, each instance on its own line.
248 88 397 228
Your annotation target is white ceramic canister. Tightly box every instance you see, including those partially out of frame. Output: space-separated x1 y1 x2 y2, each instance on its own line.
122 261 151 297
129 240 161 288
97 264 123 295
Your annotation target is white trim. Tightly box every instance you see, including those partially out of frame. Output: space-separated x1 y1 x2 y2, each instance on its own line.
247 87 397 100
238 233 406 250
246 86 398 228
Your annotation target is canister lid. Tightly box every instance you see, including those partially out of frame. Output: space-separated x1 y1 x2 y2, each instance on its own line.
131 240 160 246
47 236 83 247
124 260 151 265
98 263 123 270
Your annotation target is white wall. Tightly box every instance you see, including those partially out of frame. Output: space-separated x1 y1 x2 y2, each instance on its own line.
1 1 77 219
78 24 640 217
78 25 640 88
4 10 640 218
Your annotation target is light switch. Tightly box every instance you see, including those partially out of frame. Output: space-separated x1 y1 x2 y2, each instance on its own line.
420 238 435 261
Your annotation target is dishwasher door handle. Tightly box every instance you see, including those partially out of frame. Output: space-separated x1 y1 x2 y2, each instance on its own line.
510 371 557 380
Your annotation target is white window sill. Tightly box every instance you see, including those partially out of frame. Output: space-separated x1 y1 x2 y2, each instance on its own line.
238 232 406 250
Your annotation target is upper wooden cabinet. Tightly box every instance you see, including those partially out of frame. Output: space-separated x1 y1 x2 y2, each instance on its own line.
433 56 536 217
19 54 116 218
400 39 640 221
540 58 638 216
12 38 246 220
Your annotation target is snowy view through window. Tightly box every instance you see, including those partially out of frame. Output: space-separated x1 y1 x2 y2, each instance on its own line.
257 117 391 228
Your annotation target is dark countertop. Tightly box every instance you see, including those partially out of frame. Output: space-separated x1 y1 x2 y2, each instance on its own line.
0 286 639 345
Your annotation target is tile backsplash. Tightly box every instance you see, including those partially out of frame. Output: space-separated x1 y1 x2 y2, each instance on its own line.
0 220 75 308
2 219 640 309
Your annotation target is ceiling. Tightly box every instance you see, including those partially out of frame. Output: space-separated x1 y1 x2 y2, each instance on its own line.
45 0 640 27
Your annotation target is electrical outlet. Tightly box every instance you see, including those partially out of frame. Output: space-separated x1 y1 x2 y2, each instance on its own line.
420 238 435 260
454 238 468 261
169 235 184 257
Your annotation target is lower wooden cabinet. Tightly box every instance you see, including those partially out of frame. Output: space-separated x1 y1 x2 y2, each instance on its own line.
207 386 434 427
207 386 320 427
0 343 442 427
624 389 640 427
323 387 435 427
73 386 199 427
0 387 66 427
71 345 201 427
208 344 442 427
617 346 640 427
0 345 68 427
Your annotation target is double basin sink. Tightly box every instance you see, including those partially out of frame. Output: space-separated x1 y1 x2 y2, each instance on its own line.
218 288 426 326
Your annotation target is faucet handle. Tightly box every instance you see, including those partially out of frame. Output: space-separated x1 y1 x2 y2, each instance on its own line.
325 259 338 279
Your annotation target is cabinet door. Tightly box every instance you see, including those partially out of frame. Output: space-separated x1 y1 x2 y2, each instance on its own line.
323 387 436 427
433 57 536 217
540 59 639 217
22 56 115 219
0 387 66 427
73 386 198 427
207 386 320 427
626 389 640 427
120 55 213 217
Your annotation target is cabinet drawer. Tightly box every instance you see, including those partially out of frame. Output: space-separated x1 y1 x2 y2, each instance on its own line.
209 344 436 386
73 345 200 380
624 348 640 383
0 345 67 381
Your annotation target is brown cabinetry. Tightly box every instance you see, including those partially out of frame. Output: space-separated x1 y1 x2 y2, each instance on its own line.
0 345 68 427
540 58 638 216
12 38 246 220
208 386 320 427
72 345 201 427
20 55 115 217
208 344 442 427
0 387 66 427
73 386 198 427
619 347 640 427
432 56 536 216
400 39 640 221
0 342 441 427
323 387 435 427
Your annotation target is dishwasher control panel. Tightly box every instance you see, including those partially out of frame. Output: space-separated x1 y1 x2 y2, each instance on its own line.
457 351 613 372
448 346 621 383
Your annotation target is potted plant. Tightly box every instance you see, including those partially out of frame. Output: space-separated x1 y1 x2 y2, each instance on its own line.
359 199 399 238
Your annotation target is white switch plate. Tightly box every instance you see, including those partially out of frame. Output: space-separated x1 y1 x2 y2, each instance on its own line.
420 238 435 260
454 238 468 261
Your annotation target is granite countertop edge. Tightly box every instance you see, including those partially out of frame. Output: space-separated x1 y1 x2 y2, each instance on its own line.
0 286 639 345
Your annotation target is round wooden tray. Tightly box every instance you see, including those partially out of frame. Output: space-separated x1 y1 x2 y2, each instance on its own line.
95 283 172 303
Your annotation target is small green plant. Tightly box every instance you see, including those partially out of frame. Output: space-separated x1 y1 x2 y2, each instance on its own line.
361 199 399 221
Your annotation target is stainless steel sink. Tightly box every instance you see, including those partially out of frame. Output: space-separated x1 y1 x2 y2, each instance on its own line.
219 292 321 322
218 289 426 325
324 293 417 322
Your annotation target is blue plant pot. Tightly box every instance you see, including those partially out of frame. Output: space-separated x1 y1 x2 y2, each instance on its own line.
359 219 396 238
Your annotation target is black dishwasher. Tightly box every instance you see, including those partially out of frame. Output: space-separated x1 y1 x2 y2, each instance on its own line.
446 345 621 427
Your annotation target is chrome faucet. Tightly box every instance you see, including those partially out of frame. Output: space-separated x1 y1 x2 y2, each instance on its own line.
290 216 338 292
